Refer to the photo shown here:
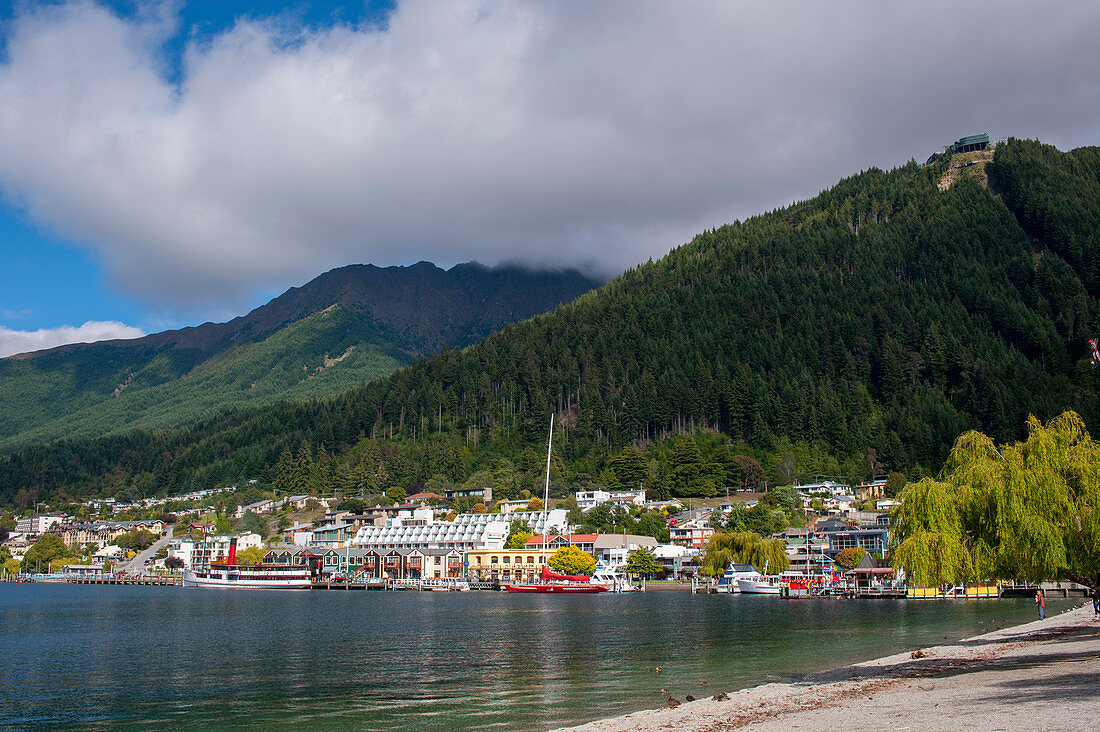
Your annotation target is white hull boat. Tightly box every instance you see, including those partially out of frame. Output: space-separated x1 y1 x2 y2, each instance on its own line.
183 565 312 589
736 575 784 595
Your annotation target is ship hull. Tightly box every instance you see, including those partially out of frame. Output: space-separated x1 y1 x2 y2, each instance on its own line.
183 566 312 590
504 583 608 593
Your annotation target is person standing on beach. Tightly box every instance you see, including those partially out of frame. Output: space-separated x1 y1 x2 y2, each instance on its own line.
1036 588 1045 620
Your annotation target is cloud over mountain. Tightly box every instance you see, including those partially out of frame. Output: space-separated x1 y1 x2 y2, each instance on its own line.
0 0 1098 314
0 321 145 358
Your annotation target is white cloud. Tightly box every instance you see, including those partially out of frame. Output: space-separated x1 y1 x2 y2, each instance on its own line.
0 321 146 357
0 1 1098 316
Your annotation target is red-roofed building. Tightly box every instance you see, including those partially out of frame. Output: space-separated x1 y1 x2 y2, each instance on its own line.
406 492 445 503
526 534 598 555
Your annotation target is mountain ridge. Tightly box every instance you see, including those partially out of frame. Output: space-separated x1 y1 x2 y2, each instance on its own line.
0 261 600 452
2 138 1097 503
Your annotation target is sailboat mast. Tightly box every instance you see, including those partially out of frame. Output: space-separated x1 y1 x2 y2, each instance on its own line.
542 413 554 568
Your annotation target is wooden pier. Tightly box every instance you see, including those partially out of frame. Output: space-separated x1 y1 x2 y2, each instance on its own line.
65 575 182 586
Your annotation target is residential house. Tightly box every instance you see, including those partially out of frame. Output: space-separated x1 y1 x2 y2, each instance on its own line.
852 478 887 502
445 484 492 504
497 499 534 514
668 518 714 549
233 499 274 521
311 523 354 548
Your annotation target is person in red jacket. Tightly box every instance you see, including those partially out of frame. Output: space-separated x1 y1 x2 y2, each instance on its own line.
1035 588 1046 620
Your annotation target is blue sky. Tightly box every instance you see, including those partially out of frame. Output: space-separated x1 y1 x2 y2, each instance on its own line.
0 0 395 350
1 1 1099 357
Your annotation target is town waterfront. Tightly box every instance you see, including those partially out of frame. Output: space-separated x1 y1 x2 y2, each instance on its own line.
0 584 1074 731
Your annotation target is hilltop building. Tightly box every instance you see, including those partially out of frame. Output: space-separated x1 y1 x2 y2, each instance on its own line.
950 133 990 154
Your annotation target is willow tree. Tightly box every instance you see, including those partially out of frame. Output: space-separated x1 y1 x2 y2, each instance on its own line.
701 531 790 576
892 412 1100 594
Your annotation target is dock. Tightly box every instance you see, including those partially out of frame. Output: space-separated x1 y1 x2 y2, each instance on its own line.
64 575 182 586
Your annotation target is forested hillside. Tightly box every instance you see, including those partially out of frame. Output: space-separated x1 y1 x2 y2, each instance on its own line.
3 139 1098 506
0 262 598 452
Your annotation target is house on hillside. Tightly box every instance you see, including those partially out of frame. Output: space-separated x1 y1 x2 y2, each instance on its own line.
950 133 990 154
668 518 714 549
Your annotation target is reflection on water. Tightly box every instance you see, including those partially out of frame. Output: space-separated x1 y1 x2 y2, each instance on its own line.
0 584 1072 731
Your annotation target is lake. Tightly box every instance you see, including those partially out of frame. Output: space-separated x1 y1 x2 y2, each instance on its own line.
0 584 1069 731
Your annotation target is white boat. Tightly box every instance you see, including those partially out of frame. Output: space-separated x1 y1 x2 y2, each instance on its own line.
183 537 311 589
590 563 637 592
183 564 312 589
715 563 760 593
736 574 784 594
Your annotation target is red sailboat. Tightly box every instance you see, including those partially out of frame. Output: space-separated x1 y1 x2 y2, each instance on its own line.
503 414 607 594
505 565 608 593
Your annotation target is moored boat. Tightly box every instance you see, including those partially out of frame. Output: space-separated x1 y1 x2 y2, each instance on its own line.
715 563 760 593
183 538 311 590
736 572 784 595
505 565 608 593
590 562 637 592
502 414 608 595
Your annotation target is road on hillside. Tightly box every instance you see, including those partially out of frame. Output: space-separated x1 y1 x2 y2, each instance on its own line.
115 526 176 576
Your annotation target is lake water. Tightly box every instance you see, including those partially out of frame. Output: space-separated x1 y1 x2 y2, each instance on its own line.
0 584 1071 731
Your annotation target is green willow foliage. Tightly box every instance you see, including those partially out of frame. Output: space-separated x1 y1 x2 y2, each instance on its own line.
2 139 1099 505
892 411 1100 591
700 531 790 577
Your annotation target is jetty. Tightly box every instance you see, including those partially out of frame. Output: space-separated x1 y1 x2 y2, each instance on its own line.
65 574 182 586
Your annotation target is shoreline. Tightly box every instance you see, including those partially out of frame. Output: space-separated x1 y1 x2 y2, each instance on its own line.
558 604 1100 731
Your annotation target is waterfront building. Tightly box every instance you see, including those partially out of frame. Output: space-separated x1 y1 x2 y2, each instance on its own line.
822 526 890 558
592 534 659 565
313 546 464 580
466 548 549 583
349 509 567 553
653 543 699 579
779 529 833 574
61 564 105 577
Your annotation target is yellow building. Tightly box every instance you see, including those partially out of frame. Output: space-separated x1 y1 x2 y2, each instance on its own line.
466 548 551 582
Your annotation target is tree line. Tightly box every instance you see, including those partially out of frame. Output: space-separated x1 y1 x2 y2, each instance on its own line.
2 139 1097 508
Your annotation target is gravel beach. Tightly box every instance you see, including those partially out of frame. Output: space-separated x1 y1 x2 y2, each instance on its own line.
559 604 1100 732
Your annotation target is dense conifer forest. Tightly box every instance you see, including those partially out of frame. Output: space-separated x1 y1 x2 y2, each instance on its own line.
2 139 1098 507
